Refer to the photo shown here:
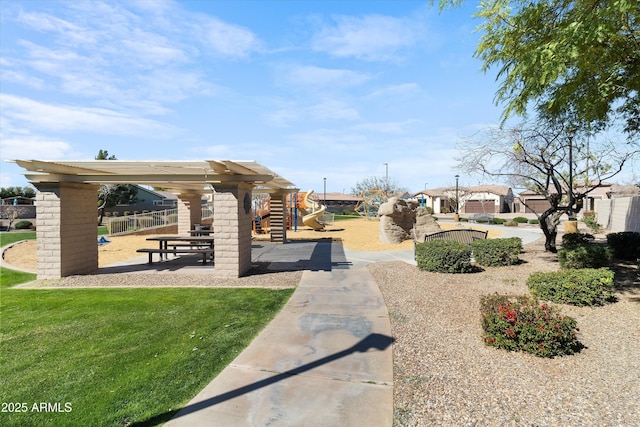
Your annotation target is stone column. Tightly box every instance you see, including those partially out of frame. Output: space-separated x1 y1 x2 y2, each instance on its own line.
176 193 203 235
269 191 288 243
34 182 99 279
212 183 253 278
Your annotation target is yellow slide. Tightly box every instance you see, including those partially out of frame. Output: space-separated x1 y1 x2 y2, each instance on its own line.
299 190 326 230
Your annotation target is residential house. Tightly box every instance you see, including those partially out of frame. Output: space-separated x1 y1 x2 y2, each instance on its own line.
413 185 514 214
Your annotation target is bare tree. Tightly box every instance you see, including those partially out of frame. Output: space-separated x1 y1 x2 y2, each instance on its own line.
1 205 30 231
456 123 639 252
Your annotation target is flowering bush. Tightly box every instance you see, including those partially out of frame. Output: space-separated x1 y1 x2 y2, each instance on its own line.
480 294 582 358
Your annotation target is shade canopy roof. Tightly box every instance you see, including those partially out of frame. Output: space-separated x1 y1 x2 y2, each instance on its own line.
13 160 297 193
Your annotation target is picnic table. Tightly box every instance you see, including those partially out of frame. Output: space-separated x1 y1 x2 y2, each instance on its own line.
137 235 215 264
189 229 214 236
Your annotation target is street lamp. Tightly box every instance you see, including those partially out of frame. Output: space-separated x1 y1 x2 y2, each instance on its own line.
455 174 460 219
323 177 326 207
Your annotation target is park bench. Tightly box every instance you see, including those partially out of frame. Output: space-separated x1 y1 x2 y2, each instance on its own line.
413 228 488 259
469 213 494 223
136 247 214 264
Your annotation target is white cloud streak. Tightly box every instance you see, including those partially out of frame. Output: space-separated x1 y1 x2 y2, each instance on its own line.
1 95 177 137
311 14 425 61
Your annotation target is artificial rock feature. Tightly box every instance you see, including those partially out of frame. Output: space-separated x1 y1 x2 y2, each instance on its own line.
378 198 441 244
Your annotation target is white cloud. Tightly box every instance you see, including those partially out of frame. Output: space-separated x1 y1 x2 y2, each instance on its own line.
366 83 421 99
1 95 176 137
0 136 73 160
286 65 371 87
193 15 263 58
351 120 420 134
312 14 424 61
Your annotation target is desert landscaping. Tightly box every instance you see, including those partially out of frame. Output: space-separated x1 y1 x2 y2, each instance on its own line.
2 217 639 425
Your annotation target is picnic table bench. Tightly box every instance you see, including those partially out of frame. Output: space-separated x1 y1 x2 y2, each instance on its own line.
137 236 215 264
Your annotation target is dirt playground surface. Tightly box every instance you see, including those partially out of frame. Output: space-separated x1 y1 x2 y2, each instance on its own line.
2 218 502 271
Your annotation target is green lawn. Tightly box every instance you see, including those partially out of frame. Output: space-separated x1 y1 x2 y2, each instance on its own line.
0 231 36 247
0 270 294 426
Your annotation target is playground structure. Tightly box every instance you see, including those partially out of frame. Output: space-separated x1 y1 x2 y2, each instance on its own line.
355 189 388 218
298 190 327 231
252 190 329 234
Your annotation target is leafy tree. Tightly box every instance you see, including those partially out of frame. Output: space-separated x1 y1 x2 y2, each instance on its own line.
456 122 639 252
95 150 117 160
439 0 640 137
0 186 36 199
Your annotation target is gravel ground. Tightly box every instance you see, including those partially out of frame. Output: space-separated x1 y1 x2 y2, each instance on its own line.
4 220 640 425
369 238 640 427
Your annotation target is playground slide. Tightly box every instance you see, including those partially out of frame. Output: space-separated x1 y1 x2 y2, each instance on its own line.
300 190 326 231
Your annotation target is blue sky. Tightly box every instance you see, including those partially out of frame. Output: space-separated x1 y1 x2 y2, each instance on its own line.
1 0 513 194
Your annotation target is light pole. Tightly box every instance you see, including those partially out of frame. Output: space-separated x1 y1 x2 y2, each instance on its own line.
455 174 460 221
323 177 326 207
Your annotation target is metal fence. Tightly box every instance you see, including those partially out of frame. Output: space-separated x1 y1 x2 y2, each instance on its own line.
201 205 214 220
107 209 178 236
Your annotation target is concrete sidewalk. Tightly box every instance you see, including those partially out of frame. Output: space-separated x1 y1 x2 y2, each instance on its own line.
165 240 394 427
164 225 544 426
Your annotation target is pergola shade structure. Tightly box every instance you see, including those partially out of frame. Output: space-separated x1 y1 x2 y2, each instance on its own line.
13 160 298 279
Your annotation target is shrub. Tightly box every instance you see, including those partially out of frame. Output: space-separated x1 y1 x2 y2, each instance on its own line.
606 231 640 261
513 216 529 223
492 217 506 225
481 293 581 358
558 244 612 269
415 240 473 273
581 211 603 233
527 269 615 306
561 232 595 249
504 220 518 227
14 220 33 229
528 218 539 225
558 233 611 269
472 237 522 267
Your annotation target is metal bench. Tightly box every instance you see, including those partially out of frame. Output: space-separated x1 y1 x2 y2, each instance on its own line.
413 229 488 259
469 213 494 223
136 248 214 264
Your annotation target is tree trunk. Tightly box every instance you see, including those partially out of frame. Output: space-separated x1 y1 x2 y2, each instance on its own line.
539 210 563 252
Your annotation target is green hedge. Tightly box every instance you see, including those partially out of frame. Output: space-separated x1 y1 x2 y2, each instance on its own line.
14 220 33 229
558 233 611 269
481 294 581 358
415 240 473 273
527 269 615 306
558 244 612 269
471 237 522 267
512 216 529 223
606 231 640 261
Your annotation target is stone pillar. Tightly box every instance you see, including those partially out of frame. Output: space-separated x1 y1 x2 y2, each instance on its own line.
177 193 203 235
34 182 99 279
212 183 253 278
270 191 288 243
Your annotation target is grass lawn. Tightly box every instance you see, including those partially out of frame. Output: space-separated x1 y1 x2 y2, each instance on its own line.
1 273 294 426
0 231 37 247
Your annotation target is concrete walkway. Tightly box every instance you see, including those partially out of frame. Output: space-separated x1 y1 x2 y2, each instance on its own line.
165 240 394 427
